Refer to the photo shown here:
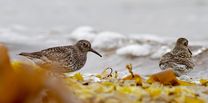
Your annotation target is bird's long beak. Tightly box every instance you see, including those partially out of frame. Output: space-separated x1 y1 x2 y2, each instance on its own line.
90 49 102 57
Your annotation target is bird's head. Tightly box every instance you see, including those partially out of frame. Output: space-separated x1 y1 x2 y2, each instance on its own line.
76 40 102 57
176 37 189 47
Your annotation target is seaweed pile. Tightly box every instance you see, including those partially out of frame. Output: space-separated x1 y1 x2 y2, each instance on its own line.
66 65 208 103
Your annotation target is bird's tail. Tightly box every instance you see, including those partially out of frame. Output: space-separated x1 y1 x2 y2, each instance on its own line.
19 52 31 56
19 52 25 55
19 52 41 58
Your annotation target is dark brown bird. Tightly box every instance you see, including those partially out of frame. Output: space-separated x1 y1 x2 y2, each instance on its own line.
159 38 195 76
19 40 102 73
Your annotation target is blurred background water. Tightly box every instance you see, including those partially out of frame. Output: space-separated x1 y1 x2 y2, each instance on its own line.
0 0 208 41
0 0 208 78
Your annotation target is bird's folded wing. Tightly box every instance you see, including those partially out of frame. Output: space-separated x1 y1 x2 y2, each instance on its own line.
41 46 78 68
41 46 72 61
160 52 194 68
159 52 173 65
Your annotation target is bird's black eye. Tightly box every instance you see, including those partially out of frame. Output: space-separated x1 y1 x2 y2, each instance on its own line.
83 43 88 47
184 41 188 46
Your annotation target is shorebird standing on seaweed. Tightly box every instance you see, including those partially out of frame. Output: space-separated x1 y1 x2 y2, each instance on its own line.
19 40 102 73
159 37 195 76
